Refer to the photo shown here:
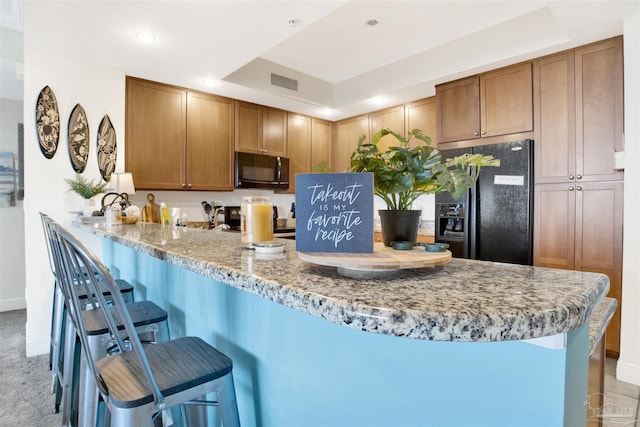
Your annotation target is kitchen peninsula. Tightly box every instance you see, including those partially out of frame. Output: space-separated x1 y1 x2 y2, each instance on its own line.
79 221 613 426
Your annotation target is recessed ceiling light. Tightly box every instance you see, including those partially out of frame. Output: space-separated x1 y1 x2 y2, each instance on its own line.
202 79 218 87
370 95 386 105
366 19 378 26
136 32 156 44
288 18 300 27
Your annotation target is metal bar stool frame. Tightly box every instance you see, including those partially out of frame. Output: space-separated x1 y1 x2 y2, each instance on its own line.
42 214 171 427
51 222 241 427
40 213 135 416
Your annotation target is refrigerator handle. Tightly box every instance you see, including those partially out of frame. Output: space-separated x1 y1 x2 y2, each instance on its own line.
469 184 477 260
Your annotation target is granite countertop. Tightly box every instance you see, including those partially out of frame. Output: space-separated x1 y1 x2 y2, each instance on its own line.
76 222 610 343
589 297 617 355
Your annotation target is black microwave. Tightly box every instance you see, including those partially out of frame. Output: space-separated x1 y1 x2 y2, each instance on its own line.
234 152 289 190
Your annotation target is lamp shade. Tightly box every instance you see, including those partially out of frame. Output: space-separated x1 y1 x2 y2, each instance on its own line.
110 172 135 195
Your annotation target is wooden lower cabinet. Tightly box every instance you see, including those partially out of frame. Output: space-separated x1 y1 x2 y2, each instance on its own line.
534 181 623 356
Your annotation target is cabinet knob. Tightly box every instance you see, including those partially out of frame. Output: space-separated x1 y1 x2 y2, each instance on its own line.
569 175 574 180
473 132 479 136
576 186 582 191
182 183 187 189
187 183 192 189
481 131 486 135
576 175 583 180
569 186 575 191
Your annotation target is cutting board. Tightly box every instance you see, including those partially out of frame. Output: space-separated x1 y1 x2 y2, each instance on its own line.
298 242 451 277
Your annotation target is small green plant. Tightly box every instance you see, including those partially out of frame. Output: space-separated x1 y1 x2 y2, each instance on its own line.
64 173 107 199
350 128 500 210
312 160 332 173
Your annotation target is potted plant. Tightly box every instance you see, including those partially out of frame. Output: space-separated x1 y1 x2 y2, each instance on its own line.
65 173 108 209
350 128 500 246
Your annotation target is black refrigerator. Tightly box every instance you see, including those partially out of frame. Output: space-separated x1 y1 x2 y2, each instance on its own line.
435 140 533 265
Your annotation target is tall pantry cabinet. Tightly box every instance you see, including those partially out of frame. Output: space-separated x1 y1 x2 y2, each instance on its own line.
533 37 624 356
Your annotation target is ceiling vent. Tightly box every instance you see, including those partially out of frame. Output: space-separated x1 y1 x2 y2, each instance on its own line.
271 73 298 92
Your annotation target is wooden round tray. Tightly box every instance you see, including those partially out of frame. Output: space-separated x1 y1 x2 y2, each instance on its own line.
298 242 451 278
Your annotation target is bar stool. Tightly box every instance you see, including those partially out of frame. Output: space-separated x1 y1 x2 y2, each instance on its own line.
51 222 241 426
40 212 135 415
41 214 173 427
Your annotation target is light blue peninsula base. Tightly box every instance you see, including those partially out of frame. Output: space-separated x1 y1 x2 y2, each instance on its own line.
102 239 592 427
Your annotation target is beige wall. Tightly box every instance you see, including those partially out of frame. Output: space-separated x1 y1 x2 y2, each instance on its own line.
618 14 640 386
23 47 126 355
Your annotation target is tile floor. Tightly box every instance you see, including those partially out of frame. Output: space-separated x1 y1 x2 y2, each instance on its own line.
600 358 640 427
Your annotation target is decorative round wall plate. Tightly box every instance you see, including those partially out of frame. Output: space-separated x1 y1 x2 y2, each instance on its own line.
35 85 60 159
67 103 89 172
97 114 116 181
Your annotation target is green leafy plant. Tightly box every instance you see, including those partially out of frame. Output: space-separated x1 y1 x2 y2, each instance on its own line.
312 160 332 173
350 128 500 210
64 173 108 199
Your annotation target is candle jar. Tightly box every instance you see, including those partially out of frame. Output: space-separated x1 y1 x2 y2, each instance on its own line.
241 196 273 244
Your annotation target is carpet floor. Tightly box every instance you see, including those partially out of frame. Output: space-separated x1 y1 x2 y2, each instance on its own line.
0 309 61 427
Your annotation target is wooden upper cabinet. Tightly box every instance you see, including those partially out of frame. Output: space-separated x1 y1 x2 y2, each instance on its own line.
437 63 533 144
405 97 436 147
311 118 332 171
286 114 312 194
125 77 186 190
481 63 533 137
333 115 368 174
436 76 480 143
575 37 624 182
126 77 235 191
263 107 288 157
235 101 287 157
534 51 576 184
234 101 263 154
534 37 623 184
369 105 405 152
186 92 234 191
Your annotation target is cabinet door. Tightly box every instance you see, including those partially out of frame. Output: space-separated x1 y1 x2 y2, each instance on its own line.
186 92 234 191
235 101 262 154
311 118 332 171
333 115 368 173
533 183 576 270
480 63 533 137
125 77 186 190
436 76 480 143
263 107 288 156
575 37 624 182
405 97 436 147
575 181 623 355
286 114 311 194
533 52 576 184
369 105 405 152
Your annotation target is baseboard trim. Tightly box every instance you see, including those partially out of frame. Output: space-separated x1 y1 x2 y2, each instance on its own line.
0 297 26 312
616 360 640 387
26 338 50 358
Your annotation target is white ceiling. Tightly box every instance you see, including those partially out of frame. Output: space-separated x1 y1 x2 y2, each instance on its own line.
3 0 639 120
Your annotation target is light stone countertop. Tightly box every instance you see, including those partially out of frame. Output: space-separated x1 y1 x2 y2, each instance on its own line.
77 221 610 343
588 297 617 355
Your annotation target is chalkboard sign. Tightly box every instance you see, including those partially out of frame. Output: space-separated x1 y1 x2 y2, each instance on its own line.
295 173 374 253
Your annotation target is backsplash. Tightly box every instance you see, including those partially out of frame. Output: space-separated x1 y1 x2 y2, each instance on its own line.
128 190 436 225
